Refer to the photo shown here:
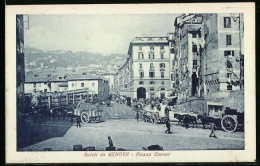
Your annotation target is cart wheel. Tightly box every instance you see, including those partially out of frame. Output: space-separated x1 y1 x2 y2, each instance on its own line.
81 112 90 124
221 115 238 132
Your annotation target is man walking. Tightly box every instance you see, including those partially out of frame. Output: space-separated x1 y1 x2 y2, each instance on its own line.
165 119 171 134
76 116 81 128
209 122 217 138
136 111 139 122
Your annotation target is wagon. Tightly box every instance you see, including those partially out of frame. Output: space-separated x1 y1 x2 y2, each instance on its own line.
142 103 170 124
73 102 103 123
207 102 244 132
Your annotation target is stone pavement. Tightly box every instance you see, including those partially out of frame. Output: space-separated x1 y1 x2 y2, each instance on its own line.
21 119 244 151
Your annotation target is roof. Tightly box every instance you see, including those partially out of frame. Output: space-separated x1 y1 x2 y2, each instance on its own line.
67 73 101 81
25 72 102 83
25 74 58 83
58 82 68 87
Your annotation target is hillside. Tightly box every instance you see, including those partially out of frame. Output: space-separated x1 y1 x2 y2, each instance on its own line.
24 47 127 72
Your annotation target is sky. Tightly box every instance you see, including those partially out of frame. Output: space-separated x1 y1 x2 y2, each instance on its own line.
24 14 178 55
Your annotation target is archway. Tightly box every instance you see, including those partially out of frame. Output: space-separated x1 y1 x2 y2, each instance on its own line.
137 87 146 99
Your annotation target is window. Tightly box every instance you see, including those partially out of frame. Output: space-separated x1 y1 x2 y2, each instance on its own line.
226 60 232 68
139 46 142 50
139 63 142 68
152 54 154 59
161 81 164 84
92 83 95 86
171 74 174 81
149 54 151 59
140 72 144 78
149 72 155 78
150 88 154 91
139 81 144 85
161 53 164 59
138 53 144 59
72 83 74 87
160 63 165 68
150 81 155 85
150 45 154 50
44 89 47 92
150 63 154 68
226 35 232 45
224 17 231 28
192 45 197 52
193 60 197 66
207 89 210 94
81 83 84 87
161 88 165 91
227 73 232 79
227 85 232 90
224 50 234 57
160 46 164 50
161 72 164 78
192 33 197 38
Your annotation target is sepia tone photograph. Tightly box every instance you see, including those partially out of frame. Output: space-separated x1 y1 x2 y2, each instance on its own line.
6 3 255 163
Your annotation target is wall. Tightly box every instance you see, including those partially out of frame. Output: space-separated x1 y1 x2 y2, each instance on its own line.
24 82 51 94
16 15 25 95
68 80 99 94
174 99 206 115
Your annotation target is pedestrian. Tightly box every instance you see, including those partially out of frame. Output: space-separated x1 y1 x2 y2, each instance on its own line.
108 136 113 147
183 115 189 129
209 122 217 138
76 116 81 128
136 111 139 122
165 119 171 134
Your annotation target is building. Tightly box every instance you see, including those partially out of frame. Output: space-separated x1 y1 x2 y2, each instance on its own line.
24 74 53 94
173 14 204 101
24 72 109 101
100 72 117 94
201 13 243 95
200 13 244 114
16 15 25 96
67 74 109 100
117 36 171 99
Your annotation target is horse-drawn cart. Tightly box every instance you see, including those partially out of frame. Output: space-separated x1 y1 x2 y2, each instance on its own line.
73 102 103 123
207 102 244 132
142 103 170 124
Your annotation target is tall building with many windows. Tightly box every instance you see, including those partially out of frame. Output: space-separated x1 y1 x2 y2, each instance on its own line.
173 14 204 101
118 36 171 99
201 13 243 94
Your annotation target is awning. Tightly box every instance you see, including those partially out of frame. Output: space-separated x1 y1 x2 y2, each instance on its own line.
207 102 223 106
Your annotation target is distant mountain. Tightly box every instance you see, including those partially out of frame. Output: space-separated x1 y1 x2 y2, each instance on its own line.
24 47 128 71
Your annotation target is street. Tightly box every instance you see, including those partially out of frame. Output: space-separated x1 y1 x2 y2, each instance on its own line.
20 102 244 151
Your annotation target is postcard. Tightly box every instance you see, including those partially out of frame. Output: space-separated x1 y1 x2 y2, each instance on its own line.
5 3 256 163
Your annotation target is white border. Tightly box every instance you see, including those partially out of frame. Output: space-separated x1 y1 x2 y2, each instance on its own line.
5 3 256 163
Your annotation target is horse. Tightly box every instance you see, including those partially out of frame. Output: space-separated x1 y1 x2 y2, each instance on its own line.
174 114 185 126
185 114 198 128
197 115 221 129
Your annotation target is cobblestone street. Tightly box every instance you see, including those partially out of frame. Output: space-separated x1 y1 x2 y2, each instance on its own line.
20 103 244 151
